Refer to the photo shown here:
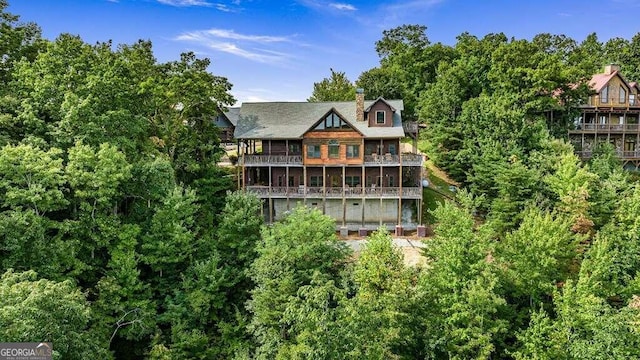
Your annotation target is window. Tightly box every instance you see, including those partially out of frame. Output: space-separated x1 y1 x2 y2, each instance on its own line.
601 85 609 103
346 144 360 158
323 113 349 129
376 111 385 124
289 143 301 154
389 144 396 155
328 140 339 158
388 176 394 187
345 176 361 187
631 94 637 105
365 144 374 155
288 176 295 187
307 144 320 158
310 176 323 187
278 176 284 187
620 86 627 104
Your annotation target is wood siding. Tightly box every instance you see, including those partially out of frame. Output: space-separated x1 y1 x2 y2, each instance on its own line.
303 130 363 165
367 100 394 127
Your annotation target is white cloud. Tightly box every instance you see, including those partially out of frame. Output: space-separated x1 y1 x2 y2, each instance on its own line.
329 2 356 11
174 29 300 64
199 29 293 43
383 0 444 14
157 0 213 7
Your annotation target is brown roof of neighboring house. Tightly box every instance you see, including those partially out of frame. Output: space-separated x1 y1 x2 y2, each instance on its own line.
589 71 619 92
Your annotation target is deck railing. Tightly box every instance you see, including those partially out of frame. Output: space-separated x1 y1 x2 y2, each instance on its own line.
403 122 419 133
575 123 639 131
240 155 302 165
241 153 422 166
363 153 423 166
245 186 422 198
576 150 640 159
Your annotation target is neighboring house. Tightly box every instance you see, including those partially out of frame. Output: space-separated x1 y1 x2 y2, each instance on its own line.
569 64 640 168
214 107 239 143
233 90 423 232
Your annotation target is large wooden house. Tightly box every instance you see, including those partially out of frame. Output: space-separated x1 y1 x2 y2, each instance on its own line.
233 90 423 232
569 64 640 168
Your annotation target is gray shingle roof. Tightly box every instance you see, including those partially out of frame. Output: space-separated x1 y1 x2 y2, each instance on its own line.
234 99 405 139
223 107 240 126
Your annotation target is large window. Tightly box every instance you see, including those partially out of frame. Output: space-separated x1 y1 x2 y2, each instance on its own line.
324 113 348 129
328 140 339 158
376 111 385 124
346 144 360 158
289 143 301 154
345 176 361 187
620 86 627 104
310 175 323 187
307 144 320 158
601 85 609 103
388 144 396 155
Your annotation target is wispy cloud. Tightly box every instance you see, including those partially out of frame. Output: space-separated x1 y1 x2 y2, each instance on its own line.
174 28 301 64
382 0 445 14
329 2 357 11
297 0 357 13
157 0 244 10
157 0 214 6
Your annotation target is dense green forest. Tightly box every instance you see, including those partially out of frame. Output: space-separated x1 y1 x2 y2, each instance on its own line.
2 1 640 358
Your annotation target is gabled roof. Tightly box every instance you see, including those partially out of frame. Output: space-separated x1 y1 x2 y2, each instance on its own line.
589 70 631 93
305 108 364 136
364 97 397 112
630 82 640 92
234 100 405 140
224 107 240 126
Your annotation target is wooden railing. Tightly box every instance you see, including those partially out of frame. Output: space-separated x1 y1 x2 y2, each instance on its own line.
403 122 419 133
576 150 640 159
245 186 422 198
574 123 639 131
240 155 302 165
363 153 423 166
241 153 422 166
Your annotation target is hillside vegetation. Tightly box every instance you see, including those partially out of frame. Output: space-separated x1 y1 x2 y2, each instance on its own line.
1 1 640 359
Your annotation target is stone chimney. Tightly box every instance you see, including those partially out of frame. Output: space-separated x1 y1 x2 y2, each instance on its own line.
356 88 364 121
605 64 621 75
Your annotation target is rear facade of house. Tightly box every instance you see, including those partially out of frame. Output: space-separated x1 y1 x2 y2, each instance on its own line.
233 91 423 231
569 64 640 169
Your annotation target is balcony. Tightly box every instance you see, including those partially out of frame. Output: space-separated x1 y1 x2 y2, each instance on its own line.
245 186 423 199
241 153 422 166
240 154 302 166
575 150 640 160
570 123 640 133
363 153 423 166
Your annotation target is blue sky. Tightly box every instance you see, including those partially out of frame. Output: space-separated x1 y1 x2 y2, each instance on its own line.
8 0 640 105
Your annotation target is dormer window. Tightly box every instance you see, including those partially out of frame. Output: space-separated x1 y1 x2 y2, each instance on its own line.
620 86 627 104
376 111 385 124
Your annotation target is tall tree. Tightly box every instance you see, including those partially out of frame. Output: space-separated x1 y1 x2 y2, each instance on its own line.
248 206 350 359
308 68 356 102
0 269 111 359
